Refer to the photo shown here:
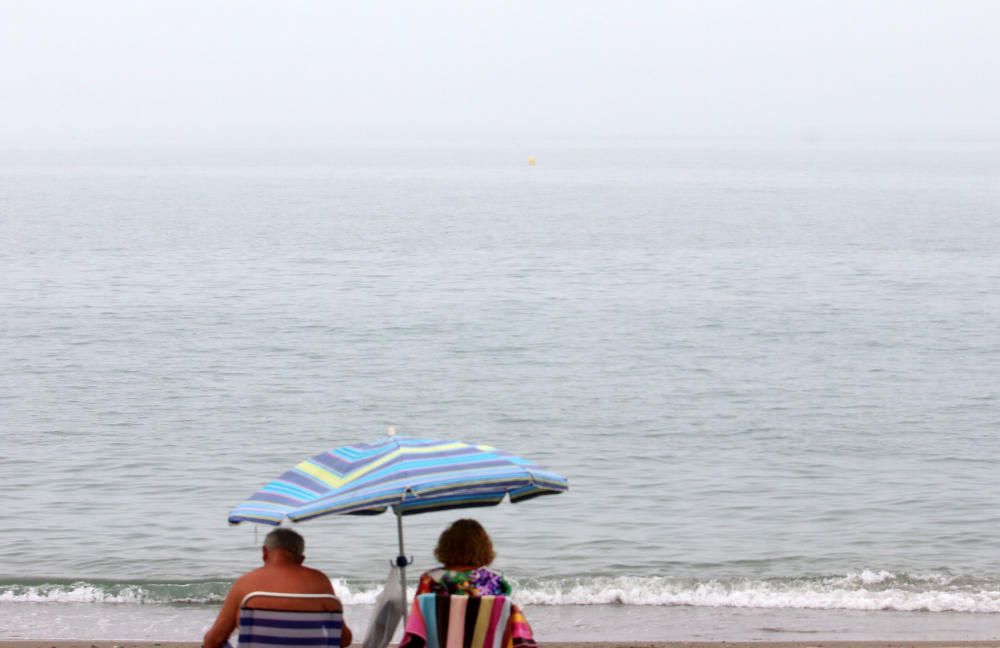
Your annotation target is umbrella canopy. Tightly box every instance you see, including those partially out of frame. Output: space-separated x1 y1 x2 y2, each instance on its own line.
228 436 568 525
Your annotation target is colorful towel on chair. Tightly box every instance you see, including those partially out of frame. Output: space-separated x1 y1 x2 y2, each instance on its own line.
416 568 512 597
399 594 537 648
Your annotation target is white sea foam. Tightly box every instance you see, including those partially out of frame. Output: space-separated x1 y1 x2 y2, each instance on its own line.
841 569 898 585
328 578 380 605
509 572 1000 612
0 583 150 604
3 572 999 613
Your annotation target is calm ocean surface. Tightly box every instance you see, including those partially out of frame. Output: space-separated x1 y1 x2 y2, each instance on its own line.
1 144 999 640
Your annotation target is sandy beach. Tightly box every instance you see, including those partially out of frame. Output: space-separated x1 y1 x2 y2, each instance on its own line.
3 642 1000 648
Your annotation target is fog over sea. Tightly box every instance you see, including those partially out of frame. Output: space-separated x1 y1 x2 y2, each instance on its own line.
1 144 999 641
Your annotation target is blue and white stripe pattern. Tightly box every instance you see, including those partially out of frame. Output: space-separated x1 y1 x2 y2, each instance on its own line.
237 608 343 648
228 437 568 525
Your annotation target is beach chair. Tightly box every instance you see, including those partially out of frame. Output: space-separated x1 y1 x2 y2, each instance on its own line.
232 591 345 648
399 594 537 648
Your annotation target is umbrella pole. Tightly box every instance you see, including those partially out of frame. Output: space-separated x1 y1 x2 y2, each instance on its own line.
394 506 409 623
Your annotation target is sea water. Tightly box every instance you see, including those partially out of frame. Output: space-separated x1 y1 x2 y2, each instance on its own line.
1 144 999 640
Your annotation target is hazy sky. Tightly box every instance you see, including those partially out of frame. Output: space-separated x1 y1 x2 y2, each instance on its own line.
2 0 999 146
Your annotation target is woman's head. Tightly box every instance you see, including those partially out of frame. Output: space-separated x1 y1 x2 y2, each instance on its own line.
434 518 496 568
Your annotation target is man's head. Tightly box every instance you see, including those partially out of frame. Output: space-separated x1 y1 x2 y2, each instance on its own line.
262 527 306 564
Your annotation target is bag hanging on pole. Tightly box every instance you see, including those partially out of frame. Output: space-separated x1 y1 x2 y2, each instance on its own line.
362 565 404 648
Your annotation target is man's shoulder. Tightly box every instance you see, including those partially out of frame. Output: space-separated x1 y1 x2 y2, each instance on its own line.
299 565 335 588
235 566 268 582
300 565 331 578
231 567 263 587
245 564 334 593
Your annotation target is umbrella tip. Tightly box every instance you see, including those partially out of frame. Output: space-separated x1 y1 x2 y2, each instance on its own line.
387 426 397 437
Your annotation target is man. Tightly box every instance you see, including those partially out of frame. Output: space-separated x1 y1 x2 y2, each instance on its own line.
203 528 353 648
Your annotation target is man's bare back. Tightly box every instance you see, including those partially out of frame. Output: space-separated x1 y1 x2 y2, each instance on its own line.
203 529 353 648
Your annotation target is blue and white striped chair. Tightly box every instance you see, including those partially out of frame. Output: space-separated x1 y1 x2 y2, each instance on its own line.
232 591 344 648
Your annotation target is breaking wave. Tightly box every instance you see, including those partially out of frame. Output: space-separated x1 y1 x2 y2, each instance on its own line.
1 570 999 613
511 570 1000 612
0 580 231 604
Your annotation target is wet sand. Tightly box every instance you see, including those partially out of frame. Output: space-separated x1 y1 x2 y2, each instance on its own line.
4 603 998 644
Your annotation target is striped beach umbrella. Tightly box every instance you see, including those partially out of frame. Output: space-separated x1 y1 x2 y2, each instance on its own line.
227 436 568 623
228 437 568 525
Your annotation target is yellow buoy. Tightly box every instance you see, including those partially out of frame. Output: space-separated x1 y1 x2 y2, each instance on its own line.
527 155 537 166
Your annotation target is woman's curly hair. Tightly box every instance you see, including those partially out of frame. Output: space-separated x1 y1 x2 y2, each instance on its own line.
434 519 496 568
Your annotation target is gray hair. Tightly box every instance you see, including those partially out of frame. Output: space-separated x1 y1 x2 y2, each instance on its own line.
264 528 305 559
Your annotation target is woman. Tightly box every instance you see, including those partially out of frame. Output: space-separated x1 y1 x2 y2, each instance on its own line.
414 518 512 597
400 519 535 648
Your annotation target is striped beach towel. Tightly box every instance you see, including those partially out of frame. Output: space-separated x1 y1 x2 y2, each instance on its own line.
400 594 537 648
233 592 344 648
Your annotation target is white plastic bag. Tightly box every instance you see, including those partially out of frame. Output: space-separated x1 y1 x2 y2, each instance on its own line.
362 566 404 648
